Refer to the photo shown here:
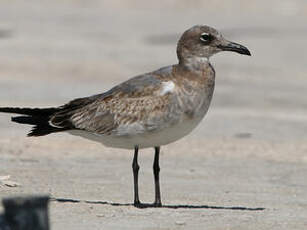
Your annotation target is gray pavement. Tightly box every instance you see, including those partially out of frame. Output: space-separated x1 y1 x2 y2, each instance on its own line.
0 1 307 229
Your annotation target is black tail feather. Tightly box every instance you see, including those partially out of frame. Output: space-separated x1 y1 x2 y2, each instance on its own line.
28 124 68 137
1 107 66 136
12 115 47 126
0 107 59 116
0 96 96 136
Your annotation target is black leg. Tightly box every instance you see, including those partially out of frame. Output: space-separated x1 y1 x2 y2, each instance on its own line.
153 146 162 207
132 146 140 206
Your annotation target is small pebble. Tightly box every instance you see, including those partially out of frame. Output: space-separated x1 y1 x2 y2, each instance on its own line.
4 181 21 187
175 221 186 226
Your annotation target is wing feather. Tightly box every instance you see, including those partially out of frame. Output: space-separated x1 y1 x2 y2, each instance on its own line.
50 72 180 136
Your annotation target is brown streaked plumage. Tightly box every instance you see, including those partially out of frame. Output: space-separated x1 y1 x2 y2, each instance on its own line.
0 25 251 207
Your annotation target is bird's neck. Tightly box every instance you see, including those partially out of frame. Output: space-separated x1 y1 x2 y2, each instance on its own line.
179 56 210 72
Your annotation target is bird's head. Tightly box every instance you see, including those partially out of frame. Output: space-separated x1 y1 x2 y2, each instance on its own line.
177 25 251 64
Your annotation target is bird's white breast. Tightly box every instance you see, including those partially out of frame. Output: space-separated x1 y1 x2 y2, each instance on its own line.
68 113 205 149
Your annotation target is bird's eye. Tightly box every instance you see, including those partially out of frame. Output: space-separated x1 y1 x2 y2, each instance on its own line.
200 33 213 43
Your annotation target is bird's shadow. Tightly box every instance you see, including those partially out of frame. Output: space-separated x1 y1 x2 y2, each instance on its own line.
51 197 265 211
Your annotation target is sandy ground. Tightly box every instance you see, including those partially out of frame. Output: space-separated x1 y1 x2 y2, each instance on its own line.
0 0 307 229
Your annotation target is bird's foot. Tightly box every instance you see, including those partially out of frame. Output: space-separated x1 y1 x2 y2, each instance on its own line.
133 200 144 208
133 201 162 208
152 200 162 207
133 202 148 208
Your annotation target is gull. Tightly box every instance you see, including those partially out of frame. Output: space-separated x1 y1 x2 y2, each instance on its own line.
0 25 251 207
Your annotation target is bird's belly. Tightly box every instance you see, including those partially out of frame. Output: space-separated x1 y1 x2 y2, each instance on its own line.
68 115 205 149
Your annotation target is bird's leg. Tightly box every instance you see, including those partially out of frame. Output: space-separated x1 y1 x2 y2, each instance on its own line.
132 146 141 206
153 146 162 207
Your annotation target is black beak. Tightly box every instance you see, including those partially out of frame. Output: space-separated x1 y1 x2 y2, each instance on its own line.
218 42 251 56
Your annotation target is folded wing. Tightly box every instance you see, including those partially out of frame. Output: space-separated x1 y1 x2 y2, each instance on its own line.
50 74 180 136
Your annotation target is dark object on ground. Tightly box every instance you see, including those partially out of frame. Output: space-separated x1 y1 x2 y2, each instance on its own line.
0 196 50 230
